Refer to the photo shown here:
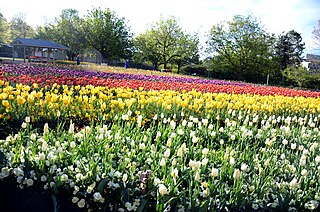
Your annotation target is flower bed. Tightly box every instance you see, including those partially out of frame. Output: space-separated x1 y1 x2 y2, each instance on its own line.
0 64 320 211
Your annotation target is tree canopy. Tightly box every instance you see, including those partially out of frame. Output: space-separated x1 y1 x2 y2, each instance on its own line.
134 16 200 71
10 13 34 41
0 13 11 44
206 15 277 83
81 8 133 62
275 30 305 70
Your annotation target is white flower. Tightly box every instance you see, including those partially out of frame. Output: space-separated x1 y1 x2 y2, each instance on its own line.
72 196 79 203
195 171 201 181
164 148 170 158
177 147 183 157
153 114 158 120
25 117 31 123
41 175 47 182
202 148 209 155
125 202 133 211
282 139 288 145
43 123 49 134
315 156 320 163
39 152 45 161
170 120 176 129
139 143 146 150
219 139 224 145
167 138 172 147
265 138 272 146
233 169 241 179
229 157 235 166
171 168 179 179
77 199 85 208
241 163 249 172
201 158 209 166
189 160 201 169
177 129 184 135
61 174 68 182
158 184 168 195
68 122 75 134
192 136 199 143
21 122 27 128
304 200 319 210
70 141 76 149
172 158 177 166
160 158 166 167
230 134 236 141
291 143 297 150
93 192 103 202
289 178 297 189
252 203 259 210
211 168 219 177
1 167 10 178
30 133 37 141
181 120 187 126
122 173 128 182
26 178 34 186
301 169 308 176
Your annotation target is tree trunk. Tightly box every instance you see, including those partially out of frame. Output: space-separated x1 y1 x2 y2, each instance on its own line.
177 60 182 74
163 59 167 69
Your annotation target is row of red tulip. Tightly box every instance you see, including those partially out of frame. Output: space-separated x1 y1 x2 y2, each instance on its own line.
1 72 319 98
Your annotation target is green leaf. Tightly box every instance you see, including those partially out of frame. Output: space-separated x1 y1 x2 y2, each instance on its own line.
136 198 148 212
97 179 108 193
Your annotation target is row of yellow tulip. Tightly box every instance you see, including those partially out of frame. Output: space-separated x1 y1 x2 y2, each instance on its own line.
1 81 319 124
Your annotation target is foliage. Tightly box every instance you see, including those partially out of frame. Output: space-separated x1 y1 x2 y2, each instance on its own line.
133 30 162 70
54 60 95 66
282 65 320 89
134 16 200 71
52 9 88 60
180 64 207 77
0 64 320 211
171 33 200 73
0 13 11 44
81 8 133 62
10 13 35 41
35 9 88 61
275 30 305 70
206 15 278 84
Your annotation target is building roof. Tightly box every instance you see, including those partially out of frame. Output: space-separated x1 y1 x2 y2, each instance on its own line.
11 38 71 51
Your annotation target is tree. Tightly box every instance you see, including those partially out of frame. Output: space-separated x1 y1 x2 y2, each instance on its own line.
10 13 35 41
275 30 305 70
171 33 200 73
53 9 87 60
133 30 162 70
150 16 184 69
206 15 277 83
0 13 11 44
35 9 87 60
81 8 133 62
34 24 56 41
134 16 199 71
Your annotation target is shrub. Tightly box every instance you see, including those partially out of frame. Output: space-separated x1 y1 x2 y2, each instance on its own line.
282 66 320 90
180 65 207 77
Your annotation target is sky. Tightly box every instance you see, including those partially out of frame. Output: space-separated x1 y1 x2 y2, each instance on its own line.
1 0 320 56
